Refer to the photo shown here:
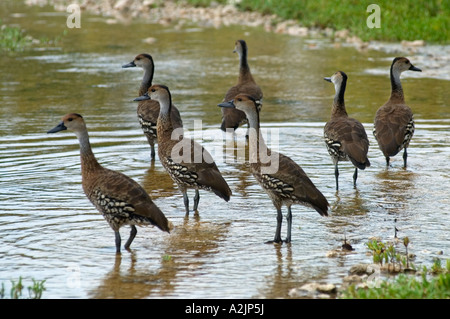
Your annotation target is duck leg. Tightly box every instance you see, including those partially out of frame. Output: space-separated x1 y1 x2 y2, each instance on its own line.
285 206 292 243
334 162 339 190
115 231 121 254
183 192 190 215
353 168 358 187
266 208 283 244
150 141 156 160
193 189 200 211
124 225 137 250
403 148 408 168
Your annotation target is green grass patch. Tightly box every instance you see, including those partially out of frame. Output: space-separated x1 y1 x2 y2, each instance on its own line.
341 268 450 299
1 277 46 299
180 0 449 43
0 19 33 51
341 238 449 299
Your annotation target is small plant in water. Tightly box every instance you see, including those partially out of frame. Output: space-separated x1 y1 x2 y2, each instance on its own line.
0 277 46 299
366 238 411 271
0 19 32 51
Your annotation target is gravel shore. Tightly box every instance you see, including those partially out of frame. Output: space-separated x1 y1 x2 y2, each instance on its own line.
25 0 449 80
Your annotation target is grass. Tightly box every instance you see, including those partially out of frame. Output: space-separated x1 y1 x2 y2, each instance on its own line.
341 238 450 299
181 0 450 43
0 19 32 51
0 19 67 52
1 277 46 299
341 266 450 299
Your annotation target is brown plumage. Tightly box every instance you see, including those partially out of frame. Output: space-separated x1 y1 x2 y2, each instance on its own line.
221 40 263 132
136 85 232 215
219 94 329 244
122 53 183 160
47 113 171 253
324 71 370 190
374 57 421 167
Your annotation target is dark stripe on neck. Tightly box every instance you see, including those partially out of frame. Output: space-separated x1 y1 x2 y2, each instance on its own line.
239 40 249 71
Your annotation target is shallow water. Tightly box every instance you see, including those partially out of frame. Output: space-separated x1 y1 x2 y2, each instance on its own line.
0 1 449 299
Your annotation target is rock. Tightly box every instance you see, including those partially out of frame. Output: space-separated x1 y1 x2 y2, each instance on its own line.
142 37 157 44
298 282 336 294
401 40 425 47
349 263 369 275
342 274 363 284
334 29 349 39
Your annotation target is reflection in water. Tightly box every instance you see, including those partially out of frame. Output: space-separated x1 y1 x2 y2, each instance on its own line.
374 168 417 214
89 252 177 299
260 245 295 299
90 218 230 298
0 1 449 299
332 189 370 217
260 244 331 299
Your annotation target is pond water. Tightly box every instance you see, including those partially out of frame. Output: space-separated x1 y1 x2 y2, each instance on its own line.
0 1 449 299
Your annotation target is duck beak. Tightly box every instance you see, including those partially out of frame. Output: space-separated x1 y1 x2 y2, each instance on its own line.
47 121 67 134
133 92 150 101
218 100 235 108
122 61 136 68
409 65 422 72
324 77 332 82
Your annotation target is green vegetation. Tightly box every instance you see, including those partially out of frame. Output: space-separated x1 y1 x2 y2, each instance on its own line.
0 19 32 51
341 238 449 299
1 277 46 299
0 19 67 52
181 0 449 43
342 263 450 299
366 238 414 270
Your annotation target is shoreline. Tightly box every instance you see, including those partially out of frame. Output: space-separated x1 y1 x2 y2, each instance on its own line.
24 0 449 80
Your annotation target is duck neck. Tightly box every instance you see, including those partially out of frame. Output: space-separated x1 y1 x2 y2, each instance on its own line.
157 94 176 138
390 66 405 102
246 111 268 164
139 64 154 96
331 80 348 117
75 129 102 175
238 46 254 83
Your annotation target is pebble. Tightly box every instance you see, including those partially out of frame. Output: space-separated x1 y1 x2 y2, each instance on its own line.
289 283 337 298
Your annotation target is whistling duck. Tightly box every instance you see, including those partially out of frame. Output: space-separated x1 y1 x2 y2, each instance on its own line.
135 85 232 215
219 94 329 243
220 40 263 133
47 113 171 253
373 57 421 167
324 71 370 190
122 53 183 160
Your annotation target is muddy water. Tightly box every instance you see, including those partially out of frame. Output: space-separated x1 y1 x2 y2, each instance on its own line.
0 1 449 299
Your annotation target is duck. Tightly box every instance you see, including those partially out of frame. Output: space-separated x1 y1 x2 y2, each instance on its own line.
135 85 232 215
220 40 263 133
218 94 329 243
47 113 172 253
324 71 370 190
373 57 421 167
122 53 183 160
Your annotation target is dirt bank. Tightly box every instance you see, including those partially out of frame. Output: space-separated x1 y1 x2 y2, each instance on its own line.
25 0 449 80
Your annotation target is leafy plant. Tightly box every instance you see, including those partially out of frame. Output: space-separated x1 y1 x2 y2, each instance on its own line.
341 266 450 299
0 277 46 299
0 19 32 51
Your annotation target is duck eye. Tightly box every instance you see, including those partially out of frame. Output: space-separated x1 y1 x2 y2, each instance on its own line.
237 98 242 101
151 89 156 92
68 118 73 122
